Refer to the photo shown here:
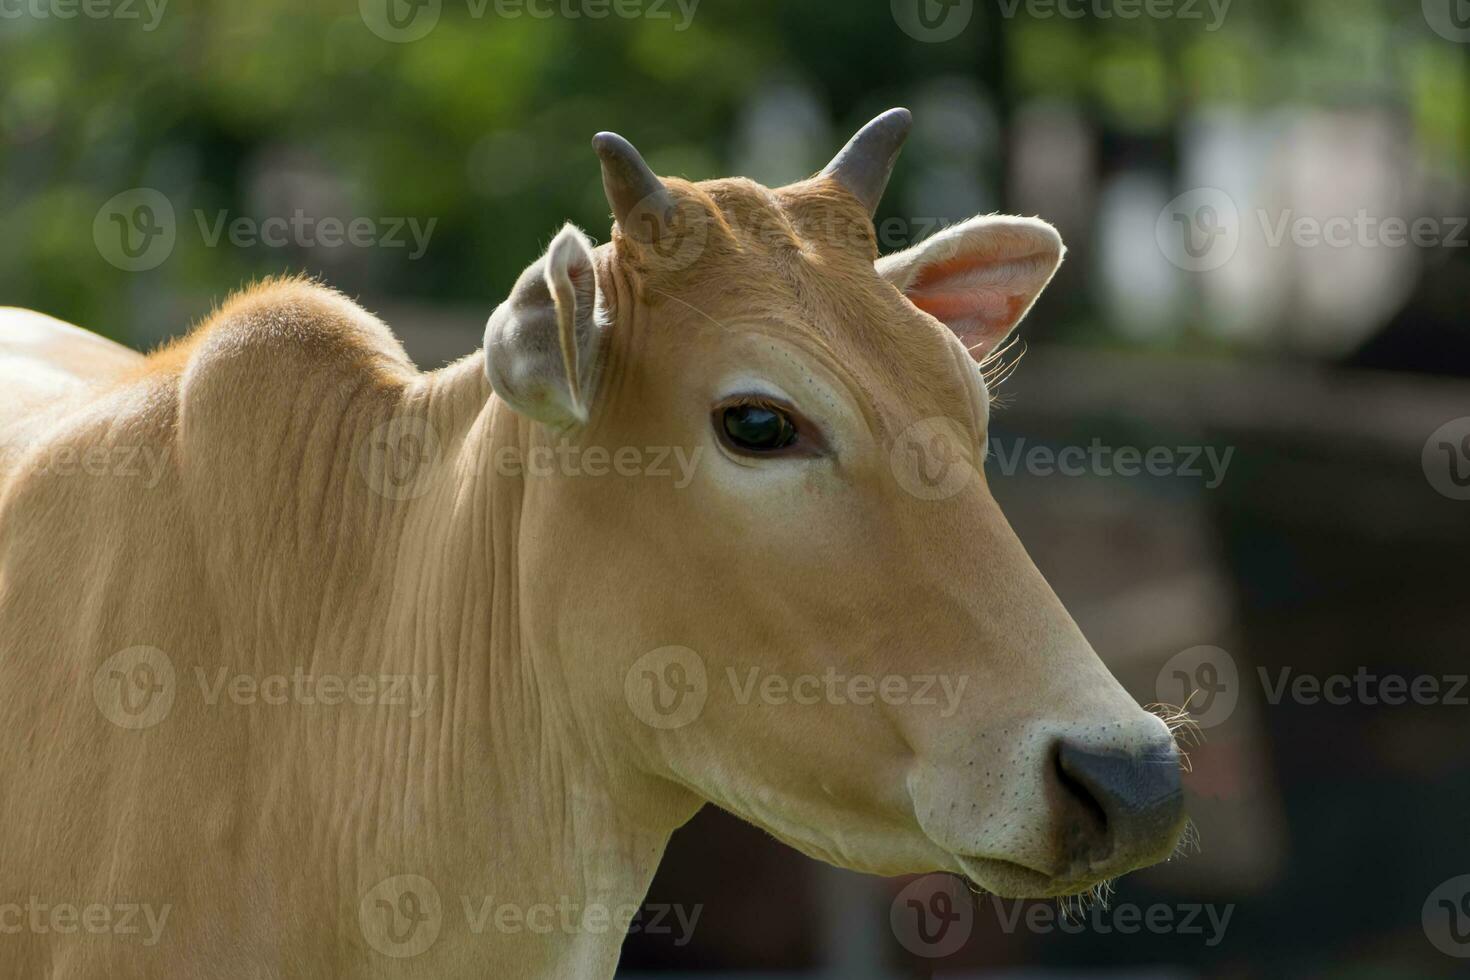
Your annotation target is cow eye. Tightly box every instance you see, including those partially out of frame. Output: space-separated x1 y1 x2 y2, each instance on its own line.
718 401 798 453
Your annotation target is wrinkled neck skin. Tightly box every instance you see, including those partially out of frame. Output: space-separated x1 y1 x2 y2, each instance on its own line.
326 252 692 975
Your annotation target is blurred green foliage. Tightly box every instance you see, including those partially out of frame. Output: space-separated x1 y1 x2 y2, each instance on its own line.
0 0 1464 348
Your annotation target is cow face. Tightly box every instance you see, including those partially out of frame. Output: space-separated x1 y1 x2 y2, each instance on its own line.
483 111 1187 899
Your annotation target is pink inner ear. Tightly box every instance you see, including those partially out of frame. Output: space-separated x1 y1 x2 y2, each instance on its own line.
904 254 1039 358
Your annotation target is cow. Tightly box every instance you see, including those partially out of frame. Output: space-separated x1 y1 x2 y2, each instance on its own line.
0 109 1187 978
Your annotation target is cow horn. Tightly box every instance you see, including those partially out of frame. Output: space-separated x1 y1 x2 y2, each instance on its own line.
820 107 913 216
592 131 673 239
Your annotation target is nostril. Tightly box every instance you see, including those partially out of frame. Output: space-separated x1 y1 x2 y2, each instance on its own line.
1053 738 1185 866
1052 744 1110 841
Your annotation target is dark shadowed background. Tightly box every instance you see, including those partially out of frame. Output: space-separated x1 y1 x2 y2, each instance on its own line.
3 0 1468 976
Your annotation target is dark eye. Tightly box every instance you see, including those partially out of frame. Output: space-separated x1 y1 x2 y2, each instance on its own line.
718 402 798 453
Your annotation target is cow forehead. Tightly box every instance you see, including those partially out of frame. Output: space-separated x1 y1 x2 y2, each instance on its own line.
673 175 886 268
640 176 981 436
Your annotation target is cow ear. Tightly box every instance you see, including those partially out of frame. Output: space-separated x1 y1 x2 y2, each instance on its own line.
877 215 1064 361
484 223 605 426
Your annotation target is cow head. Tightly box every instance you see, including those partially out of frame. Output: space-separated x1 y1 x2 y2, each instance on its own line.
482 109 1187 898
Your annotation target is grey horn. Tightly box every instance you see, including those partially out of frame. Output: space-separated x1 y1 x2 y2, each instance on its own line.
820 107 913 216
592 131 673 240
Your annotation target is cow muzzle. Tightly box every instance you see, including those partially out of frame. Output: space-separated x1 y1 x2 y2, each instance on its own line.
1051 735 1186 879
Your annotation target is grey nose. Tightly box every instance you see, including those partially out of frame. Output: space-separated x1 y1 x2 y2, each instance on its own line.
1054 738 1185 867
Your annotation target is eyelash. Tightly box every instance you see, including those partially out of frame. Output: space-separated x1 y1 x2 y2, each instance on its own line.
727 394 784 414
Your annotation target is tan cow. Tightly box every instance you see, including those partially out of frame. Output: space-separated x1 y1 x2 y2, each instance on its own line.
0 110 1186 977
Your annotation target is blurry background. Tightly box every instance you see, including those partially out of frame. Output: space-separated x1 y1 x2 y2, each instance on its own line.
3 0 1468 976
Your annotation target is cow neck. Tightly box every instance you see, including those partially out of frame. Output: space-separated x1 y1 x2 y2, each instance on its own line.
364 352 687 966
